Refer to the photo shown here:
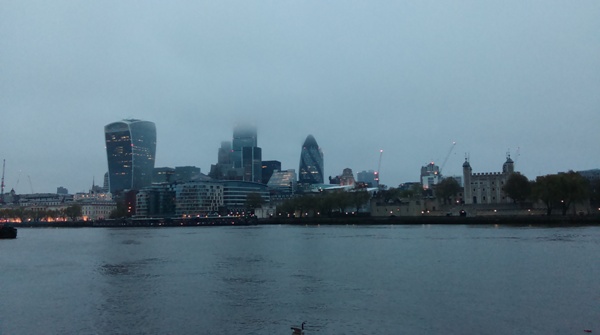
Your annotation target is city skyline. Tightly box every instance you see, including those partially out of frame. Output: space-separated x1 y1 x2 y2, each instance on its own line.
1 1 598 193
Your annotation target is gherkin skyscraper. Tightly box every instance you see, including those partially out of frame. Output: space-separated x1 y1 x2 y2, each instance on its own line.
299 135 324 184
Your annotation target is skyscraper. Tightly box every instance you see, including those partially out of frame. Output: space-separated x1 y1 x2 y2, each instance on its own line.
299 135 324 184
232 124 262 183
242 146 262 183
105 119 156 194
210 124 262 183
232 124 257 169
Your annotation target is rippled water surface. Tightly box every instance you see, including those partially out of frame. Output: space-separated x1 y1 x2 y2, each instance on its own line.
1 225 599 334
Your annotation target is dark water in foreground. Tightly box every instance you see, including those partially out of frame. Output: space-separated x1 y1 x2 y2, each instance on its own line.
1 225 599 334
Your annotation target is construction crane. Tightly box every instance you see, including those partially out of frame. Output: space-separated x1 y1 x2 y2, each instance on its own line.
28 175 34 194
375 149 383 187
439 141 456 177
1 159 5 203
14 170 21 193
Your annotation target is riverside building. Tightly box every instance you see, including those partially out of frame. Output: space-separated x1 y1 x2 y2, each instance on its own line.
175 181 224 217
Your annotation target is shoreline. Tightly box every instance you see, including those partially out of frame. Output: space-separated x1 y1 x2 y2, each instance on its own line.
8 214 600 228
261 215 600 226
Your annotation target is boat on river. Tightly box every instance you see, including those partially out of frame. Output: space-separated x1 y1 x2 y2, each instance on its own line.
0 224 17 239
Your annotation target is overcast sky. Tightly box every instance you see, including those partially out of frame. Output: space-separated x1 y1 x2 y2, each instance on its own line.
1 1 599 194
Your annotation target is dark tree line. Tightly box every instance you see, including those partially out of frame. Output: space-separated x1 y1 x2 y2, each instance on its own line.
590 179 600 210
109 200 130 219
245 192 266 210
277 190 371 217
435 177 461 205
374 183 424 202
503 171 590 215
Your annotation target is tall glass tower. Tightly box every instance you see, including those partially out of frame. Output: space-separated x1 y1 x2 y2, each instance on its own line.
231 124 262 183
105 119 157 194
232 124 257 168
299 135 324 184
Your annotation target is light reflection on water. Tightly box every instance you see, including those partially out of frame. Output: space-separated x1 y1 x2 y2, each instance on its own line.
1 225 599 334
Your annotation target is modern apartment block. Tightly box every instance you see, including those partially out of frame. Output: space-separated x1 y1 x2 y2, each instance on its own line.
175 181 224 217
135 179 271 218
136 184 177 217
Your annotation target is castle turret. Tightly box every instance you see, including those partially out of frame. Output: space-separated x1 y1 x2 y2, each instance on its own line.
463 158 472 204
502 154 514 174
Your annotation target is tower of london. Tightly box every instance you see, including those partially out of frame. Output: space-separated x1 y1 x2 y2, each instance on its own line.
462 155 515 205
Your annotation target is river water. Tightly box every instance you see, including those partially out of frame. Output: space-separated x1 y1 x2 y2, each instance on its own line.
1 224 599 334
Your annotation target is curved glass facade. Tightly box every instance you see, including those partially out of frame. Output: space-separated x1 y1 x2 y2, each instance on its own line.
299 135 324 184
105 119 156 193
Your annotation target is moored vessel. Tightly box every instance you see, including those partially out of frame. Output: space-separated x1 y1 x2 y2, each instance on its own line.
0 224 17 239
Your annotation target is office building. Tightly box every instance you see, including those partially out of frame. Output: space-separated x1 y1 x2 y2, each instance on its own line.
242 147 262 183
209 141 238 180
421 162 442 190
267 169 296 193
232 124 257 169
218 141 233 165
222 180 269 213
261 160 281 185
153 167 175 184
105 119 157 194
299 135 324 184
174 166 202 183
357 170 377 187
212 124 262 183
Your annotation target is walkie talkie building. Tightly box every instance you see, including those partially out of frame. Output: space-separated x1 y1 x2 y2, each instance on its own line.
105 119 156 194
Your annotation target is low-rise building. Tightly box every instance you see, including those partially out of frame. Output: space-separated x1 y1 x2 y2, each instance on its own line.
81 201 116 221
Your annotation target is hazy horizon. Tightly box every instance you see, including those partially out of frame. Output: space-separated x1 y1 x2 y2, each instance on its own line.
1 1 598 193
